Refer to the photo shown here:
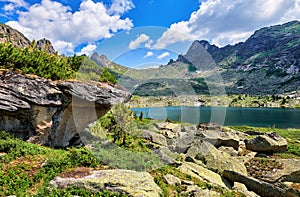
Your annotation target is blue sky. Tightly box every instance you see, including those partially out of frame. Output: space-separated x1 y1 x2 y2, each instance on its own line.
0 0 300 68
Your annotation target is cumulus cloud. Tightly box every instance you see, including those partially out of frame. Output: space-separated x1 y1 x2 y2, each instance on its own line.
155 0 300 48
6 0 134 54
144 51 154 58
77 44 97 56
128 34 151 49
157 51 169 59
109 0 135 15
1 0 29 13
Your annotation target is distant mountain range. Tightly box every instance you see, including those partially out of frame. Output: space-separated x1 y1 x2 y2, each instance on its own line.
1 21 300 96
173 20 300 95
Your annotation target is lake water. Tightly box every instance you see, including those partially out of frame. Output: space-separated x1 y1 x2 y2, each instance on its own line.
131 106 300 128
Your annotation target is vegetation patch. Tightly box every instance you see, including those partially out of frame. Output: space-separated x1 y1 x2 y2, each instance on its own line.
245 158 283 179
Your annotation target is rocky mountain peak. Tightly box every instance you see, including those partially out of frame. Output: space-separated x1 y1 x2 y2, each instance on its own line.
0 23 31 48
90 52 111 67
36 38 56 54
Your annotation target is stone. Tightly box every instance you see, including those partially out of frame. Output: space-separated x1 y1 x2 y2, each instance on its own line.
186 185 221 197
164 123 182 133
153 147 181 166
223 170 300 197
171 129 196 153
142 130 168 146
181 180 194 185
186 140 247 175
200 129 242 150
50 169 162 197
160 129 176 139
232 182 260 197
178 162 227 188
0 71 131 147
163 174 181 185
245 132 288 153
218 146 238 157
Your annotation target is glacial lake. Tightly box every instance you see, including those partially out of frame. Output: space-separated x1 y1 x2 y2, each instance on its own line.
131 106 300 128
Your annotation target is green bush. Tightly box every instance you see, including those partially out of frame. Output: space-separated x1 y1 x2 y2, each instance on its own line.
0 43 117 84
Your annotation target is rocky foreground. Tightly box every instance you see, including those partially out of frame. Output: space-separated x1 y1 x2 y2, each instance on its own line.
48 122 300 197
1 71 299 196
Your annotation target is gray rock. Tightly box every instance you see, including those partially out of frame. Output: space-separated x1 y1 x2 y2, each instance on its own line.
163 174 181 185
153 147 181 166
201 129 242 150
36 38 56 54
171 131 196 153
50 169 162 197
186 185 221 197
142 130 168 146
218 146 238 157
245 132 288 153
223 170 300 197
178 162 227 188
0 23 31 48
232 182 260 197
186 140 247 175
0 71 131 147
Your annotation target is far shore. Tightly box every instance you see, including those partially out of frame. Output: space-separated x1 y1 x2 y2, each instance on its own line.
128 94 300 109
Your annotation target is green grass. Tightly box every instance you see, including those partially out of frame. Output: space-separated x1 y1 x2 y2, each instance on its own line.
0 131 122 196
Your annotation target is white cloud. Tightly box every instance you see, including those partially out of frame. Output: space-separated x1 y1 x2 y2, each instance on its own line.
157 51 170 60
155 0 300 48
144 51 154 58
109 0 135 15
128 34 151 49
1 0 29 13
6 0 134 54
77 44 97 56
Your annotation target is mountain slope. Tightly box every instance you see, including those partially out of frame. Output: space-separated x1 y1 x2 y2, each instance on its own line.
172 21 300 95
0 23 31 48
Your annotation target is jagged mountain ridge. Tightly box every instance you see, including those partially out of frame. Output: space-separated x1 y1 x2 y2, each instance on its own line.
171 21 300 94
1 21 299 95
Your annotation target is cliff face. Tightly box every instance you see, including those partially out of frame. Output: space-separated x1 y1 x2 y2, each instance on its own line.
36 38 56 54
0 24 31 48
0 23 56 54
0 71 131 147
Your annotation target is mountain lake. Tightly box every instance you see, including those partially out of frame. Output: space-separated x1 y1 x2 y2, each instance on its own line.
131 106 300 128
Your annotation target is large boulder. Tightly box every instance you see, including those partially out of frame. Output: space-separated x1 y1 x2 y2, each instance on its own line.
186 140 247 175
245 132 288 153
50 169 162 197
178 162 227 188
142 130 168 146
200 129 243 150
0 71 131 147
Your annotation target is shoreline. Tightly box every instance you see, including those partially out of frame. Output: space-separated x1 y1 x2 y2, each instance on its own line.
128 94 300 109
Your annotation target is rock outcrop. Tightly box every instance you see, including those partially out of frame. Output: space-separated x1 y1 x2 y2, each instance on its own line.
36 38 56 54
245 132 288 153
0 71 131 147
223 170 300 197
0 23 31 48
50 169 162 197
179 162 227 188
